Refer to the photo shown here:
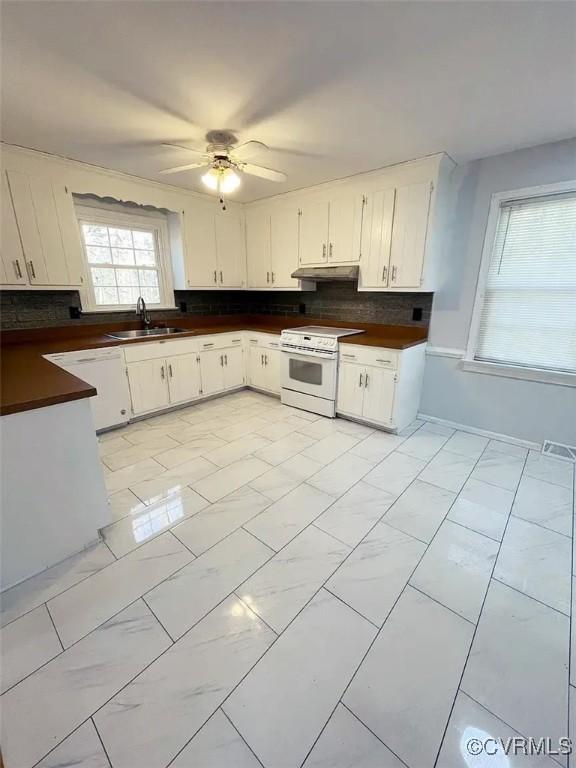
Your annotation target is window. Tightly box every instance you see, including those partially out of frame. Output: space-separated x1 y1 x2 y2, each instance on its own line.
77 205 174 311
467 183 576 381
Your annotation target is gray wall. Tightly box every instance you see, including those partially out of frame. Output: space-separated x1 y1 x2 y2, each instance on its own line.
421 137 576 445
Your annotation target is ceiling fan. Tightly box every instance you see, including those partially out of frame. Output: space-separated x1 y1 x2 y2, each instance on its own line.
159 130 287 199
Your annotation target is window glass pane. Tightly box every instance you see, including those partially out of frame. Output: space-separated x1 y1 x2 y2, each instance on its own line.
141 287 160 303
139 269 158 287
82 224 109 246
108 227 133 247
118 286 141 305
81 214 168 309
91 267 116 286
95 286 119 305
111 248 135 266
135 249 156 267
132 230 154 249
86 245 111 264
116 268 139 286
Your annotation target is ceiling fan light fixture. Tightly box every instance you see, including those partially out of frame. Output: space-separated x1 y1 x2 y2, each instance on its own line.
201 166 241 194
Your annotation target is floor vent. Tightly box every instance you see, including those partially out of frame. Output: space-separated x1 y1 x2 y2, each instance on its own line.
542 440 576 463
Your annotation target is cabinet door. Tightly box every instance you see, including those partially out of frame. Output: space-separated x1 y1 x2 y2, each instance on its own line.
223 346 244 390
6 170 49 284
264 347 281 394
28 175 69 285
362 367 396 425
270 206 299 288
54 184 85 286
246 208 271 288
247 345 267 390
389 181 431 288
199 348 226 395
328 193 365 263
215 212 245 287
184 203 218 287
127 359 170 415
0 172 27 285
336 362 365 418
298 201 329 265
167 352 202 405
360 188 395 288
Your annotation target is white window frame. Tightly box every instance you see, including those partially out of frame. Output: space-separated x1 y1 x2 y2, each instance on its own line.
76 205 176 312
463 180 576 388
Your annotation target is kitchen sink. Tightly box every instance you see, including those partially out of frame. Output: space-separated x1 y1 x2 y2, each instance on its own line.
106 327 187 340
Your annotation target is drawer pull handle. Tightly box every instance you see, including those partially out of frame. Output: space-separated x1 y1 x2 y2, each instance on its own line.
365 373 369 388
359 373 363 387
168 364 173 378
382 265 388 282
266 272 270 283
220 355 224 366
391 265 397 282
224 354 228 366
342 354 356 359
271 272 275 283
220 270 223 283
213 270 217 284
13 260 22 279
28 260 36 279
203 343 214 348
160 365 165 380
376 359 392 364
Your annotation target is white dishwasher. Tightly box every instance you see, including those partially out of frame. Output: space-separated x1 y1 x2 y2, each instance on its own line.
44 347 131 432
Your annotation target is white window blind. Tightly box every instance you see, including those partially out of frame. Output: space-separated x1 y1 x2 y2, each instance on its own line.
475 191 576 374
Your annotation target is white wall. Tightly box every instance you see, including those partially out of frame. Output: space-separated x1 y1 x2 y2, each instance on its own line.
421 138 576 445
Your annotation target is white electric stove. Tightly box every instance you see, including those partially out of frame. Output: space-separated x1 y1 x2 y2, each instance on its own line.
280 326 364 416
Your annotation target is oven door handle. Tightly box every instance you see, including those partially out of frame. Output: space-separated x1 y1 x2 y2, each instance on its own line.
281 348 336 360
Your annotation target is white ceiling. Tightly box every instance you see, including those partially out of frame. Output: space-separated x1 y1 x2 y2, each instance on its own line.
2 1 575 202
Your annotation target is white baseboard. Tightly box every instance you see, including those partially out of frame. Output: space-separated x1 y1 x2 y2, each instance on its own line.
418 412 541 451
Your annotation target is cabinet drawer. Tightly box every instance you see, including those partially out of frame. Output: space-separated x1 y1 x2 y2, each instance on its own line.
199 333 244 351
247 333 280 349
339 344 398 370
123 337 200 363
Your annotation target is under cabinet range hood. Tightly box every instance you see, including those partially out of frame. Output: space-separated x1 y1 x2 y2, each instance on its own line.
291 265 359 282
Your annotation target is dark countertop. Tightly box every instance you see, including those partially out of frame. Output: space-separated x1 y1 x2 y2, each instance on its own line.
0 314 427 416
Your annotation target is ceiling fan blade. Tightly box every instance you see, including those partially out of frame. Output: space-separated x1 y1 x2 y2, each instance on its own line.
241 163 287 183
232 140 269 159
162 143 208 158
158 161 208 175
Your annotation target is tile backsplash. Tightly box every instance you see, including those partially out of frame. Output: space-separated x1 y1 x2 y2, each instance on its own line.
0 284 432 330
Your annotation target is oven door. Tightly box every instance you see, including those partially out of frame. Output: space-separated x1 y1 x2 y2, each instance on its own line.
281 350 337 400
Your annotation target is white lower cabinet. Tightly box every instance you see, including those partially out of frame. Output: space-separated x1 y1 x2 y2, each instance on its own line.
337 343 425 431
167 352 202 404
125 335 244 416
246 336 281 394
127 359 171 416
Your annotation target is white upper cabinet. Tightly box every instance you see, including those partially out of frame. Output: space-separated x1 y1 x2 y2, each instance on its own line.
5 170 84 287
326 192 365 264
181 202 245 289
271 206 299 287
215 211 245 287
360 187 396 288
246 208 271 288
245 204 299 289
298 200 330 265
297 194 365 266
0 172 26 286
388 181 432 288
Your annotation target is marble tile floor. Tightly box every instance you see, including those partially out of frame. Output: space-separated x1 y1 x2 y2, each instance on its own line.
1 390 574 768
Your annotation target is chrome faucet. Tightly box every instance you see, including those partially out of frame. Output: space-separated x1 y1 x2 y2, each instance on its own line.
136 296 150 328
